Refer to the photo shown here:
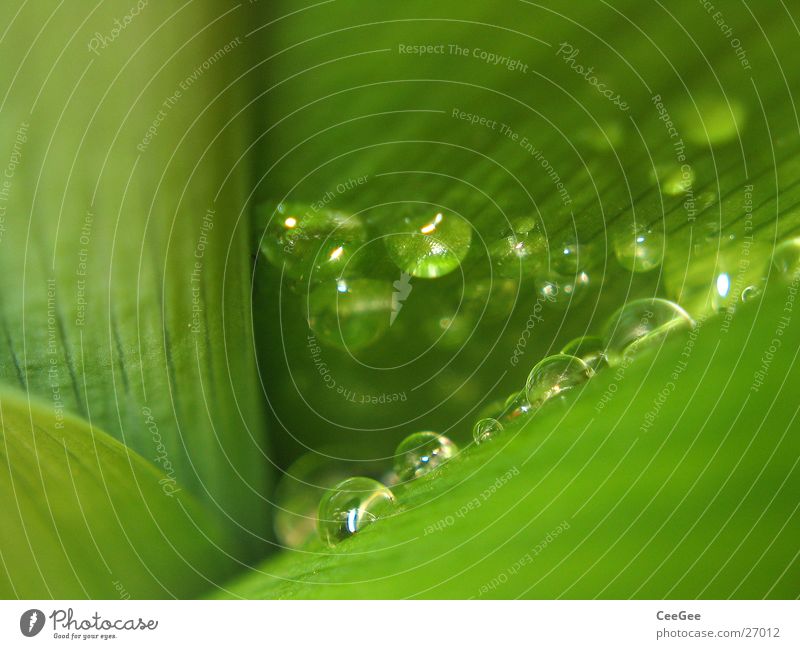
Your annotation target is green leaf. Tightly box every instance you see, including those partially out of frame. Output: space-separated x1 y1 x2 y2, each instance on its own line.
0 389 241 598
253 0 800 458
219 286 800 598
240 0 800 598
0 1 270 564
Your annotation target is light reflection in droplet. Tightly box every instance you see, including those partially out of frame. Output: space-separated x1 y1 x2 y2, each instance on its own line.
716 273 730 298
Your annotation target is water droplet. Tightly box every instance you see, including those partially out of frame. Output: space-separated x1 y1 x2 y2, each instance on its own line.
741 284 761 303
495 215 538 237
274 456 344 548
560 335 608 372
525 354 591 405
423 309 477 349
666 236 769 316
613 221 664 272
489 229 547 278
499 390 535 424
549 234 599 276
654 164 695 196
770 237 800 282
536 270 591 309
308 278 392 350
393 432 458 481
679 96 746 146
602 298 694 365
274 454 385 548
577 120 625 151
473 417 503 444
384 209 472 278
258 202 366 283
317 477 396 546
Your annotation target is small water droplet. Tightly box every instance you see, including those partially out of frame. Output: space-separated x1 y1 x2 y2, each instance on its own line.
560 335 608 372
423 309 477 349
308 278 393 350
393 432 458 481
525 354 591 405
258 202 366 283
536 270 591 309
317 477 396 546
384 209 472 278
489 229 547 278
654 164 695 196
741 284 761 303
603 298 694 365
613 221 664 272
473 417 503 444
549 234 600 275
577 120 626 151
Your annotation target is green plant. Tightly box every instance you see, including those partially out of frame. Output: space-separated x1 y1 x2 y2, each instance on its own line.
1 0 798 600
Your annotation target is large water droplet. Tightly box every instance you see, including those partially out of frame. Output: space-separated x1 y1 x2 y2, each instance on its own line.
275 455 345 548
525 354 591 405
307 278 392 350
613 221 664 272
384 209 472 278
473 417 503 444
603 298 694 365
274 454 384 548
561 335 608 372
317 477 396 546
258 202 366 283
393 432 458 481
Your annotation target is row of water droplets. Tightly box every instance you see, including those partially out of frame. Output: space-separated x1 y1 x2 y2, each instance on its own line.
312 295 694 547
255 95 799 546
257 165 764 357
306 246 794 548
259 184 800 546
258 193 675 352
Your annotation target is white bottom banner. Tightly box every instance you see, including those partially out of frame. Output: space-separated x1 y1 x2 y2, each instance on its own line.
0 600 795 647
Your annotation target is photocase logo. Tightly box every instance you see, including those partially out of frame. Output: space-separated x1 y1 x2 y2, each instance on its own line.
20 609 45 637
390 272 413 325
